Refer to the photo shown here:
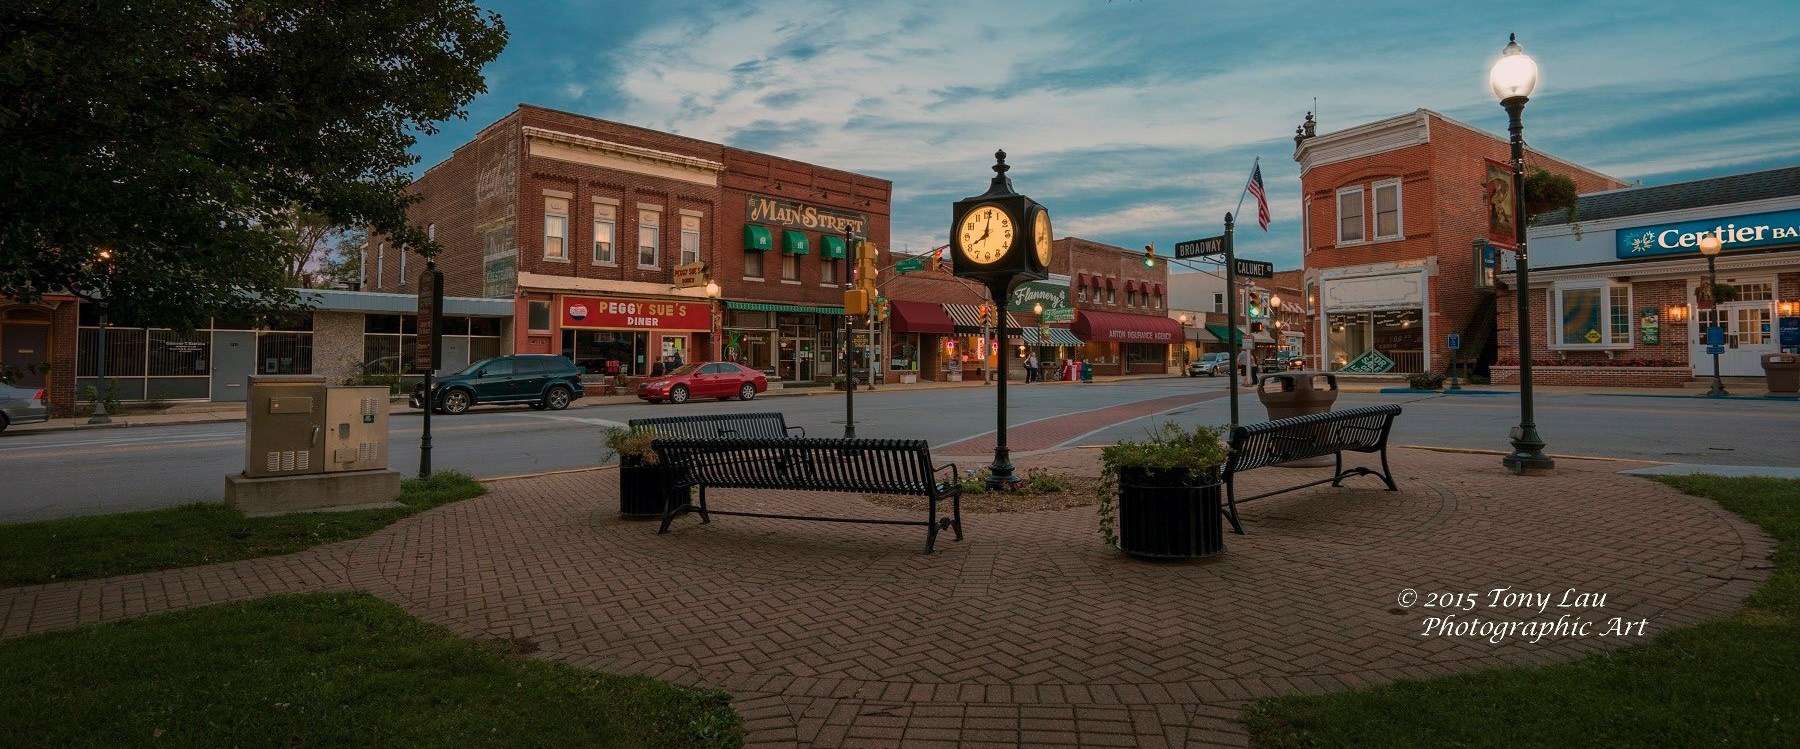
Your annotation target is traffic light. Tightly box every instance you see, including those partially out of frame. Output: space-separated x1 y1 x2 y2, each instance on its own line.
1142 242 1157 268
875 296 889 322
978 302 993 327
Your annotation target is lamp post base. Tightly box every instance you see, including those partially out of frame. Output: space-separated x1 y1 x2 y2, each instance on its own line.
985 454 1020 491
1704 379 1730 398
1502 426 1554 474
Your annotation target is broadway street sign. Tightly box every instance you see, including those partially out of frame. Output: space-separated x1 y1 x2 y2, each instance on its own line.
1175 234 1226 258
1233 258 1274 278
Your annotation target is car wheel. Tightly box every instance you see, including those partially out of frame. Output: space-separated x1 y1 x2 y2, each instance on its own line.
440 389 472 415
739 383 756 401
670 385 689 404
0 413 9 433
545 386 572 411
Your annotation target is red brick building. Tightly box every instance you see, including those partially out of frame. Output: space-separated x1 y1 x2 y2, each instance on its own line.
1055 237 1176 375
0 294 79 416
1292 109 1623 376
371 105 891 384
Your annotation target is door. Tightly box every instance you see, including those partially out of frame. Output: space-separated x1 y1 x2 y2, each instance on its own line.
697 362 734 397
1692 300 1777 376
1 323 49 388
469 358 515 401
511 358 550 400
210 331 257 402
440 337 470 376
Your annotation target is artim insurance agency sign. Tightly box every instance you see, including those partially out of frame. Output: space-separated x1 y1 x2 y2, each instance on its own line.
1617 208 1800 259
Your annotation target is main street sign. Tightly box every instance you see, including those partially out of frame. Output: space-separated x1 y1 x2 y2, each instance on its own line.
1175 234 1226 258
1233 258 1274 278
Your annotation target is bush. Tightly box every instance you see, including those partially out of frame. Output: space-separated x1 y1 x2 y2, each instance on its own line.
1097 422 1228 547
1408 372 1446 390
957 468 1073 495
604 427 659 465
78 382 123 416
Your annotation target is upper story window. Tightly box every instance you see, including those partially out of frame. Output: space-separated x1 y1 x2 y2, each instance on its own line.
593 203 617 265
1336 187 1364 245
781 252 800 281
544 197 569 261
1372 179 1402 241
1301 197 1312 255
679 214 701 266
527 300 552 333
744 250 764 279
637 208 660 268
822 257 837 284
1106 285 1115 304
1213 293 1225 312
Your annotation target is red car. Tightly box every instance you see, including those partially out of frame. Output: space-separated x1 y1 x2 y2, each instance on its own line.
638 361 768 404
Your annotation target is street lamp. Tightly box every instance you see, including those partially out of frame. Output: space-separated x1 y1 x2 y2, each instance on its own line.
1698 233 1729 397
1490 32 1552 474
89 248 115 424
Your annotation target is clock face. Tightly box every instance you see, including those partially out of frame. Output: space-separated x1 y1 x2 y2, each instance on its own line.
1033 210 1053 267
957 204 1014 265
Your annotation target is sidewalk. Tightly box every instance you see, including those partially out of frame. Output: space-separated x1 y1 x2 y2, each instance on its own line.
3 371 1187 436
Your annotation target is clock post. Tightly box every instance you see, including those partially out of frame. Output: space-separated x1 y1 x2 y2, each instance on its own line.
950 150 1053 490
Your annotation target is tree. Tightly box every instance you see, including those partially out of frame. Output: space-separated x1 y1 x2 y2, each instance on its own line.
0 1 507 329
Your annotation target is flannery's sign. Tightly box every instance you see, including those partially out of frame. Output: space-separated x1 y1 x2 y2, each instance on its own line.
746 194 867 235
1617 208 1800 259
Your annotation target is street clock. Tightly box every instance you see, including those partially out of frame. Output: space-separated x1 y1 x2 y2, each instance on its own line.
950 150 1051 286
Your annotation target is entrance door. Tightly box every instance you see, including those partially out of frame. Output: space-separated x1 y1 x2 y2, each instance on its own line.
210 331 257 401
1694 303 1776 376
1 324 49 387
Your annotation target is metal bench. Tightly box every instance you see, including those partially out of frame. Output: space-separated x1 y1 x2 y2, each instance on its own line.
650 437 963 553
627 411 805 440
1221 404 1403 534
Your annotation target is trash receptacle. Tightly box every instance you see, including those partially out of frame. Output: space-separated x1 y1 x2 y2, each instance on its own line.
1763 353 1799 393
1080 360 1094 383
1256 371 1340 466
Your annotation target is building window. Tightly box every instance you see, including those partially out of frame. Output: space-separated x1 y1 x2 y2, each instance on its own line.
398 248 407 285
1301 197 1312 255
1336 186 1365 245
637 208 660 268
679 214 701 266
544 197 568 261
375 242 386 287
744 251 764 279
593 204 616 265
1552 282 1630 348
1373 179 1401 240
528 300 552 333
1213 293 1225 312
1077 286 1087 303
822 258 837 284
782 253 799 281
1106 286 1115 304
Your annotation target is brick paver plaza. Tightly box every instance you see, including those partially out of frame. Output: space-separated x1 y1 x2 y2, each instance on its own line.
0 448 1773 747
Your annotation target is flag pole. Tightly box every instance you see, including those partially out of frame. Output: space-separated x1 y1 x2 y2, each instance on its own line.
1233 156 1259 218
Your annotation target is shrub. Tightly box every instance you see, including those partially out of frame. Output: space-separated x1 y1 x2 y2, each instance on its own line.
604 427 659 465
1097 422 1228 547
1408 372 1446 390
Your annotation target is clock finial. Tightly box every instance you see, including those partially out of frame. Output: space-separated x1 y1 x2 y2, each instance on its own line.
988 148 1014 193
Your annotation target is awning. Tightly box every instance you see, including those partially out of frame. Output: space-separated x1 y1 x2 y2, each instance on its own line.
1153 282 1164 295
724 300 843 315
1076 272 1088 288
1124 279 1137 293
1015 327 1083 346
1203 324 1255 345
1186 327 1217 342
744 224 772 252
944 304 1023 332
1073 310 1182 344
1104 276 1117 289
889 300 953 334
819 233 847 260
781 229 810 255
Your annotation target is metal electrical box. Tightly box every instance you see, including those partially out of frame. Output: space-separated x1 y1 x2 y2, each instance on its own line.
244 375 327 478
324 386 389 472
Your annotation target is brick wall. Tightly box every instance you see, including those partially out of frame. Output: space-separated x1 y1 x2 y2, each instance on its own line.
1054 237 1170 315
717 147 892 306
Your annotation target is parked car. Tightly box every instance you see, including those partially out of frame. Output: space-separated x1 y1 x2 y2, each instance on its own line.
1187 352 1231 377
0 384 50 432
1262 353 1307 371
410 354 584 415
638 361 768 404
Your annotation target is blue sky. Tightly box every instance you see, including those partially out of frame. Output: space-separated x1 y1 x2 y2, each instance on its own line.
412 0 1800 271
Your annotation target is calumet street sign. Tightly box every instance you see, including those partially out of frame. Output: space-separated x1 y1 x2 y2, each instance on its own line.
1233 258 1274 278
1175 235 1226 258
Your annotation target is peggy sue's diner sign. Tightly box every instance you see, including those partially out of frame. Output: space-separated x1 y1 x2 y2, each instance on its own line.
560 296 711 331
1617 208 1800 259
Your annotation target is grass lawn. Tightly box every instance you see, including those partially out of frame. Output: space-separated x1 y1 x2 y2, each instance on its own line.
0 472 485 586
1245 475 1800 748
0 592 740 748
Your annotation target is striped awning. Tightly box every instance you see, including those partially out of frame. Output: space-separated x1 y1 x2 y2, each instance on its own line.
944 303 1022 331
1013 327 1083 346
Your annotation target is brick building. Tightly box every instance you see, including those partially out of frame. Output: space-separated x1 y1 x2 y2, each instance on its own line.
0 294 78 416
369 105 892 384
1292 109 1623 376
1495 165 1800 387
1056 237 1177 376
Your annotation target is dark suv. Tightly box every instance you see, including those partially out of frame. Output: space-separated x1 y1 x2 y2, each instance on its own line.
411 354 585 415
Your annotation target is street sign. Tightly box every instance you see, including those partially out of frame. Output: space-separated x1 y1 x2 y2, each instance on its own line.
1174 234 1227 258
1447 332 1462 351
414 265 443 373
1706 344 1726 355
673 262 707 288
1232 258 1274 278
1706 325 1725 347
895 257 925 274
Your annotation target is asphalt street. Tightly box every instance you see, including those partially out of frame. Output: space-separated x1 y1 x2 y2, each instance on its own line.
1 377 1795 522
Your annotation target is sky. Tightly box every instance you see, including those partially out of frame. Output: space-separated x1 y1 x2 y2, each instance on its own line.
410 0 1800 272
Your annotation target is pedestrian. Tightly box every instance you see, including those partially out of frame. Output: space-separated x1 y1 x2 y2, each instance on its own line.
1238 348 1257 386
1025 352 1038 382
670 351 683 369
651 359 666 377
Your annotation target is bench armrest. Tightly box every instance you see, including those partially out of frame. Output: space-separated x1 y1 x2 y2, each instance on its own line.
785 425 806 438
934 462 960 486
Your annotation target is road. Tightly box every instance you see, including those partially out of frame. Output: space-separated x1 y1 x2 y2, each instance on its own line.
1 377 1795 522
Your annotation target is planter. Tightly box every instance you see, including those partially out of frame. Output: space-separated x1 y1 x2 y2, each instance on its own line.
618 458 688 519
1115 466 1224 559
899 372 918 384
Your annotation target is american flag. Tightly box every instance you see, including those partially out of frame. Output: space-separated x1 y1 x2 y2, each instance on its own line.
1246 160 1271 231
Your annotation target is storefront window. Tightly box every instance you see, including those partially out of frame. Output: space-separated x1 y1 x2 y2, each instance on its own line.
1124 343 1163 364
890 333 920 371
1553 283 1631 347
1326 310 1423 372
258 332 314 375
527 300 551 332
563 330 647 375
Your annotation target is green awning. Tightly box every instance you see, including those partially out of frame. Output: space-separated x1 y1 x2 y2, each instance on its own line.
819 234 847 260
1204 324 1245 345
724 300 845 315
743 224 772 252
781 229 810 255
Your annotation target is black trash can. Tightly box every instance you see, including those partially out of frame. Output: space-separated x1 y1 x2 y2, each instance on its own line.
618 458 688 519
1115 466 1224 559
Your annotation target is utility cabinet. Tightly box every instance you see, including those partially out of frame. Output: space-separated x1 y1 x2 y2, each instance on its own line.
324 386 389 472
244 375 328 477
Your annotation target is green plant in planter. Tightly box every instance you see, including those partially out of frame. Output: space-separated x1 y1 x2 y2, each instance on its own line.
1525 168 1583 238
604 427 659 465
1096 422 1228 547
1408 372 1446 390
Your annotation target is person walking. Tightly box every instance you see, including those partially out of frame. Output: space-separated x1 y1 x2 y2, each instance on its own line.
1025 352 1039 383
1238 348 1257 387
